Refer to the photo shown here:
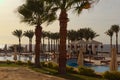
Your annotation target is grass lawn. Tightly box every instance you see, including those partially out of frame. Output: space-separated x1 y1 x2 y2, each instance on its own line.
0 61 105 80
29 66 105 80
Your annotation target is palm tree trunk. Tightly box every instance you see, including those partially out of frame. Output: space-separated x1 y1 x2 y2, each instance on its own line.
56 39 57 52
51 39 52 51
67 38 70 50
58 10 68 74
19 38 21 53
29 39 32 52
116 33 118 54
110 37 112 56
35 25 42 67
54 39 55 51
43 38 45 52
48 38 50 52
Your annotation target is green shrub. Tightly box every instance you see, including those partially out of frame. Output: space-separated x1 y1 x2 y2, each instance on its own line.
6 60 12 64
78 66 96 76
16 60 23 65
40 62 47 67
46 62 58 70
47 62 53 68
52 64 58 70
27 60 32 66
66 66 75 73
103 71 120 80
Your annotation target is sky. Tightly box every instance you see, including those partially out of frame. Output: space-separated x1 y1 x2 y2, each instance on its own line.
0 0 120 46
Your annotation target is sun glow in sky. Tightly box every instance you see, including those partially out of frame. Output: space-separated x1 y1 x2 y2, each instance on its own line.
0 0 120 45
0 0 4 3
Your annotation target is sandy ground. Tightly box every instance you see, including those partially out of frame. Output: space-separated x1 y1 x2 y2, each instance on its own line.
0 67 67 80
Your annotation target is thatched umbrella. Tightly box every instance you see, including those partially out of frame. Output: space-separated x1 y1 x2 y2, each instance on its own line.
110 47 118 71
77 48 84 66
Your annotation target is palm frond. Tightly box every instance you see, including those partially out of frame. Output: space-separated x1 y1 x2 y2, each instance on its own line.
12 30 23 38
24 30 34 39
18 0 57 26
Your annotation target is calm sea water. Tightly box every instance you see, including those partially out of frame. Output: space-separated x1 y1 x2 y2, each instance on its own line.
97 44 120 53
0 44 120 53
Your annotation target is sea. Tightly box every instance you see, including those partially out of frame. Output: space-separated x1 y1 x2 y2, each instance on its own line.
0 44 120 53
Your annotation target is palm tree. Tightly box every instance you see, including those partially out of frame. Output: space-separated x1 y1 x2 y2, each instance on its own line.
50 33 54 51
89 30 99 40
42 31 47 52
111 25 120 54
51 32 60 51
82 28 92 41
47 0 98 74
105 29 114 53
23 30 34 52
12 29 23 53
18 0 56 67
52 33 56 51
54 32 60 52
9 44 24 52
46 31 51 52
67 30 77 51
67 30 78 42
77 28 84 40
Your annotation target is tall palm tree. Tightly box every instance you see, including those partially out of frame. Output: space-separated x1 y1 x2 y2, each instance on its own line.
105 29 114 53
77 28 84 40
54 32 60 52
52 33 56 51
42 31 47 52
47 0 98 74
82 28 92 41
18 0 56 67
51 32 60 51
12 29 23 53
23 30 34 52
50 33 54 51
111 25 120 54
89 30 99 40
46 31 51 52
67 30 78 42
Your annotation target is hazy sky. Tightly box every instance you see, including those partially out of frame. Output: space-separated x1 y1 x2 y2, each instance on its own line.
0 0 120 45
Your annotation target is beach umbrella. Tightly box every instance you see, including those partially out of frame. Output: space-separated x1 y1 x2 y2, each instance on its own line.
110 47 118 71
77 48 84 66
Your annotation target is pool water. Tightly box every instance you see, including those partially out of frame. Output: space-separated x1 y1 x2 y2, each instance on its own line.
91 65 109 72
0 55 51 62
67 58 93 67
67 58 120 72
0 56 119 72
92 66 120 72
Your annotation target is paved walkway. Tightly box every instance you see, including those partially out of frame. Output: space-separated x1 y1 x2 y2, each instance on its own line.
0 67 67 80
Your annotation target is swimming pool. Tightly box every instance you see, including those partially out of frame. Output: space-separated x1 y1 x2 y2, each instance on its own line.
67 58 120 72
0 55 51 62
0 56 119 72
67 58 93 67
